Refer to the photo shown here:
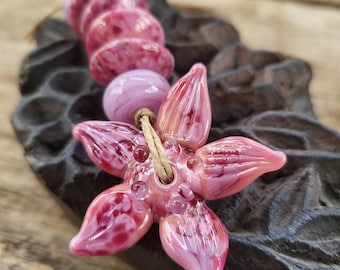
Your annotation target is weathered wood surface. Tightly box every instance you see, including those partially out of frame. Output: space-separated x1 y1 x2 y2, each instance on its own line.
1 0 339 269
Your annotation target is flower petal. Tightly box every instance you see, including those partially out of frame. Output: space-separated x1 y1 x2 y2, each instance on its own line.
189 136 287 199
73 121 145 177
156 63 211 150
69 183 153 256
159 201 228 270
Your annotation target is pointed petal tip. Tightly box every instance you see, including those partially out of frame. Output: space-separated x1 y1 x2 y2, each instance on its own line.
69 234 88 256
235 137 287 174
268 149 287 171
69 233 113 256
69 233 96 256
69 185 153 257
192 137 288 199
189 63 207 76
72 123 84 140
72 121 98 141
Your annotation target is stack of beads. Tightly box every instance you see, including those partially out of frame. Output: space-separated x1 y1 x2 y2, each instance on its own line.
64 1 287 270
65 0 174 124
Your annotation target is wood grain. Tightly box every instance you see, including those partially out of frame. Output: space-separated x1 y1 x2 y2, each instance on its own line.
1 0 339 269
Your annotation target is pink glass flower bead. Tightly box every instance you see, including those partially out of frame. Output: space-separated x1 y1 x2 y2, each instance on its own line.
64 0 174 86
70 63 287 270
102 69 170 125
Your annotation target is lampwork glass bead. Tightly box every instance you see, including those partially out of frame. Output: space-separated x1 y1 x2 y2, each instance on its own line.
131 181 149 199
168 196 187 214
90 38 174 86
133 145 149 163
65 0 148 38
65 0 173 86
103 69 170 124
64 0 90 37
86 8 165 55
71 63 287 270
80 0 148 38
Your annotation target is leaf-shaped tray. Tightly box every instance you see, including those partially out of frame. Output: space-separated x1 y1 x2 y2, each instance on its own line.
11 0 340 269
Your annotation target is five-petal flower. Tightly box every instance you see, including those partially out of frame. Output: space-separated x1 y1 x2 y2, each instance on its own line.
69 63 286 270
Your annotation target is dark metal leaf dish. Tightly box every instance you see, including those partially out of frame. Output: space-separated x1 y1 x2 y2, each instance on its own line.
11 0 340 269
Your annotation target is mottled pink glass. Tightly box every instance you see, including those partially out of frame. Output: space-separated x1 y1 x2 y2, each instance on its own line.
89 38 174 86
70 63 287 270
86 8 165 55
64 0 174 86
102 69 170 125
65 0 148 38
80 0 149 38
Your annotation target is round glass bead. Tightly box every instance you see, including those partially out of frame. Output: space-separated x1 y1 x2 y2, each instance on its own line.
168 196 187 215
133 145 149 163
131 181 149 199
103 69 170 124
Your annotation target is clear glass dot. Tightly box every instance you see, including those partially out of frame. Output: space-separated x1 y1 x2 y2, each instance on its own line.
131 181 149 199
168 196 187 214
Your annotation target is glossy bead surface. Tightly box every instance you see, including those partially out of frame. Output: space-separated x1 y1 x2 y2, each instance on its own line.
167 196 187 214
69 184 153 256
133 145 150 163
90 38 174 86
103 69 170 124
64 0 90 36
65 0 148 38
86 8 164 54
71 63 287 270
80 0 149 38
156 63 212 151
65 0 174 86
131 181 149 199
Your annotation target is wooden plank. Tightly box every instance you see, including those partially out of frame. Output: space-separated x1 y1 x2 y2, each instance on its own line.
293 0 340 7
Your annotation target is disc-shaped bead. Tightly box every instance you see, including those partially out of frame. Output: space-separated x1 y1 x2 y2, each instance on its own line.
86 8 165 55
79 0 149 38
90 38 174 85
